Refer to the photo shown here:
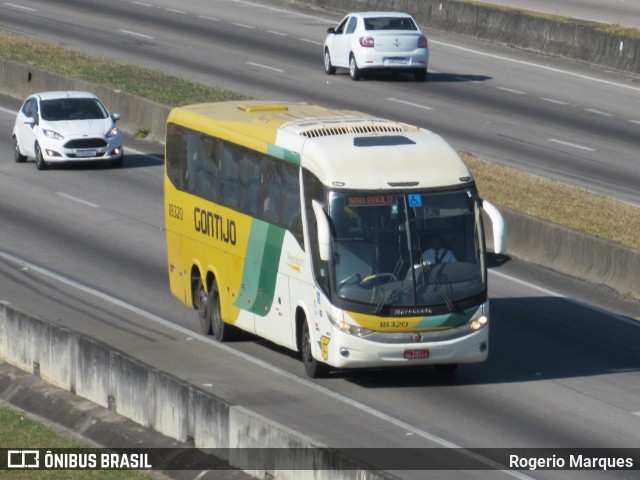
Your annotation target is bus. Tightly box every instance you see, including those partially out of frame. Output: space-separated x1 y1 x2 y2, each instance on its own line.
164 101 506 378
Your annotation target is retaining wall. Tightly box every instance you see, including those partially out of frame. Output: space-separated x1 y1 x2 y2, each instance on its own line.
0 301 396 480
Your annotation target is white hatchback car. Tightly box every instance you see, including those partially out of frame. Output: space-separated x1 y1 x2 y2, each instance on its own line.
323 12 429 81
13 91 124 170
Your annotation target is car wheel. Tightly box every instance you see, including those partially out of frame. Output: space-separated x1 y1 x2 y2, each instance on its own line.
301 319 329 378
13 136 26 163
34 143 48 171
414 69 428 82
324 49 336 75
110 153 124 168
349 54 361 81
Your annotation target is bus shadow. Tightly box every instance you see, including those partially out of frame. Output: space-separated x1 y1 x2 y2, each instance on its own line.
340 296 640 388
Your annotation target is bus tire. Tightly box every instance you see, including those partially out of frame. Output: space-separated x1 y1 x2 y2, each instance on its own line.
208 280 236 342
194 277 213 335
301 320 329 378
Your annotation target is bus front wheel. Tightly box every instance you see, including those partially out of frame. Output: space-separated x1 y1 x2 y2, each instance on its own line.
301 320 329 378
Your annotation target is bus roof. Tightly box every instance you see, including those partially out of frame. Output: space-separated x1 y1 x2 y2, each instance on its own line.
167 101 473 190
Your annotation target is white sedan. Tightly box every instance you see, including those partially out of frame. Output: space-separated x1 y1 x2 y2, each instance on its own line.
13 91 124 170
323 12 429 81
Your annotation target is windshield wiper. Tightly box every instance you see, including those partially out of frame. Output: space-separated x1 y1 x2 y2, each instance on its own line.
420 261 456 311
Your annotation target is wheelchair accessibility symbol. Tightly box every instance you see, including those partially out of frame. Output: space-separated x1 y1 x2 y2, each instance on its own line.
408 194 422 207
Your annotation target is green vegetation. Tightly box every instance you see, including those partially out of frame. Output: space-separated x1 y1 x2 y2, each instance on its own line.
0 405 154 479
1 30 638 251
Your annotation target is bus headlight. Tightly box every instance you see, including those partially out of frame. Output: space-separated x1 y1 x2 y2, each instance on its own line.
328 313 374 337
458 308 489 332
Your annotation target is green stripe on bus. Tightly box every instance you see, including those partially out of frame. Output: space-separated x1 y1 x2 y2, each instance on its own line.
267 145 301 165
413 307 477 329
234 220 286 316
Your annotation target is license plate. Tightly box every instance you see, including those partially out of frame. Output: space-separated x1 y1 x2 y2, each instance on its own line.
76 149 97 157
404 349 430 360
386 57 407 65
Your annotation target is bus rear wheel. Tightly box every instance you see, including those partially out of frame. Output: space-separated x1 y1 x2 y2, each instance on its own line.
194 277 213 335
208 280 236 342
301 320 329 378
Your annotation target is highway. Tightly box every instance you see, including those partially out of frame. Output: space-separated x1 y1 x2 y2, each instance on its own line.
0 0 639 478
1 0 639 205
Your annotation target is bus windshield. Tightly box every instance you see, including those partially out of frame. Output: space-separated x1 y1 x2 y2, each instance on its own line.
328 189 485 312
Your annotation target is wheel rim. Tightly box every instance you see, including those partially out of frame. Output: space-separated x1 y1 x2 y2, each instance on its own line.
324 52 331 71
302 325 312 365
13 139 20 161
211 290 222 334
349 58 355 77
196 285 207 320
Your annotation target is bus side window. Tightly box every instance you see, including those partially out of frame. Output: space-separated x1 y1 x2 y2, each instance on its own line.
239 151 260 216
165 123 187 190
221 143 240 209
282 163 303 247
260 157 281 224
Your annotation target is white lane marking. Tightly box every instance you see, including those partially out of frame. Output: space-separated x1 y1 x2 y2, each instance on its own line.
585 108 613 117
387 98 433 110
0 249 534 479
300 38 323 46
497 86 526 95
0 106 16 115
548 138 595 151
245 62 283 73
123 146 164 162
232 22 255 30
489 269 640 327
5 2 36 11
131 1 153 7
56 192 99 208
230 0 335 24
429 39 640 94
267 30 288 37
541 97 569 105
165 8 186 14
634 412 640 417
118 29 154 40
198 15 220 21
630 120 640 125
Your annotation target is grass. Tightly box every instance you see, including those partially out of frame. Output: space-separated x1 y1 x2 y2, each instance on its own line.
1 30 638 251
0 405 155 479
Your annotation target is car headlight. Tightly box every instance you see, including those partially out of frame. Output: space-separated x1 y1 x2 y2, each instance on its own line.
328 312 374 337
106 126 119 138
43 129 64 140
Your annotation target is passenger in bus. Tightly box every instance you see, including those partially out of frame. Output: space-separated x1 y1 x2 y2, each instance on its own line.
422 234 456 265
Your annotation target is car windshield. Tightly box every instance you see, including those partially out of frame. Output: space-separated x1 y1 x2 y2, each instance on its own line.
363 16 418 31
328 189 485 312
40 98 109 121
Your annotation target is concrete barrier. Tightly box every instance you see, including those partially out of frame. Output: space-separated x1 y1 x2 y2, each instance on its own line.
294 0 640 75
0 301 397 480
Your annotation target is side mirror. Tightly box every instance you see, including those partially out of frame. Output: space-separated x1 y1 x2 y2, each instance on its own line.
327 27 336 35
111 113 121 122
24 117 35 127
482 200 507 254
312 200 331 262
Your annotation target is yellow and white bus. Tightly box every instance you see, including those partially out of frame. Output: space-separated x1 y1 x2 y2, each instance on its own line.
164 101 506 378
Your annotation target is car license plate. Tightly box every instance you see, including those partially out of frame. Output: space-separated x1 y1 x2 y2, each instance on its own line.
404 349 430 360
386 57 407 65
76 149 97 157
